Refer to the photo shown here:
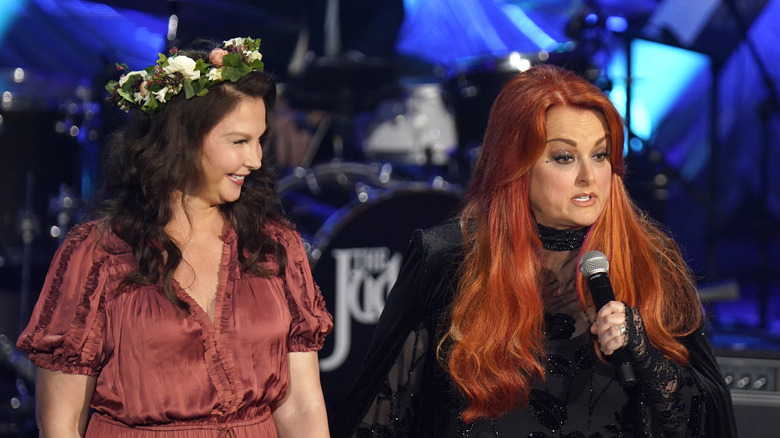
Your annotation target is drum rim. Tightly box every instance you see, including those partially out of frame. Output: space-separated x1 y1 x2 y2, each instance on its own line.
276 162 398 195
308 182 464 267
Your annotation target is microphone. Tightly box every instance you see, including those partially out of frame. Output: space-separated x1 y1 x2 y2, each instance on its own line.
578 250 637 388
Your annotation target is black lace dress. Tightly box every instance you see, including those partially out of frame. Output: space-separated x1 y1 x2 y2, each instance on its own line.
333 222 736 438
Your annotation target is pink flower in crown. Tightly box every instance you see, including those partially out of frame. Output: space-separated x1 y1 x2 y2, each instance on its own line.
209 48 229 67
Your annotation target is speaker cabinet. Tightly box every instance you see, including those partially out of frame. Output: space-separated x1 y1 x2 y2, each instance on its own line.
729 390 780 437
717 355 780 437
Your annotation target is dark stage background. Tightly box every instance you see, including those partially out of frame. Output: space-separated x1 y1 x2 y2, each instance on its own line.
0 0 779 436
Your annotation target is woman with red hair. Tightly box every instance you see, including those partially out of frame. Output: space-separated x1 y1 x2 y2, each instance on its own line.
335 64 736 437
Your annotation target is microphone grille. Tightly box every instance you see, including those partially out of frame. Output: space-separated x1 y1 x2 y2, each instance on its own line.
579 250 609 276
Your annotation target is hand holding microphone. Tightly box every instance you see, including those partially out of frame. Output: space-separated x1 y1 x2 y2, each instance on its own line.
578 250 637 388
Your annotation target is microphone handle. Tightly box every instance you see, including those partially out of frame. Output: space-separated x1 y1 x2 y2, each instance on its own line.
588 272 637 388
610 349 637 388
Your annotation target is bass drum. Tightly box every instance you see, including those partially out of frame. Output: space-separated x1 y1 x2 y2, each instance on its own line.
277 162 463 415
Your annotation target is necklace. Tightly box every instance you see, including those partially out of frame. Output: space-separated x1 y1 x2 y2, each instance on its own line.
537 224 588 251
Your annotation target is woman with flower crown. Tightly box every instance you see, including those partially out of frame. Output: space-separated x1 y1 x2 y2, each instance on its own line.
16 37 333 437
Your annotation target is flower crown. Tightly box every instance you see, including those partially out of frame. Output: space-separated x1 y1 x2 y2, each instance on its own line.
106 37 264 114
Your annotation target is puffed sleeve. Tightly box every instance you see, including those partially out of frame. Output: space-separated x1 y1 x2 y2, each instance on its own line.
279 227 333 352
16 222 113 376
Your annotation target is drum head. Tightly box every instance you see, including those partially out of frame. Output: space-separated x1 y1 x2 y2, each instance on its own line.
279 165 463 415
314 185 463 415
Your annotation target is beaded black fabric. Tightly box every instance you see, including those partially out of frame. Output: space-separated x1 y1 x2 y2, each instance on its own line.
537 224 589 251
543 312 577 341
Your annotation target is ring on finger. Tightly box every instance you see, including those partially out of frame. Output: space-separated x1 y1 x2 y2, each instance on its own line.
618 324 628 336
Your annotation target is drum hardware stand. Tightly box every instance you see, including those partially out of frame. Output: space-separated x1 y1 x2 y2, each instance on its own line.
7 179 77 435
300 115 333 169
284 54 400 164
3 171 37 434
0 334 35 438
17 173 37 336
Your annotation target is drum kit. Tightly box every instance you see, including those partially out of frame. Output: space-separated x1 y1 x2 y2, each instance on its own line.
277 54 473 269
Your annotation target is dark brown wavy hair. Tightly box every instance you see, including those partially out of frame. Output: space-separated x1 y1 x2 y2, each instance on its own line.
440 64 703 423
97 45 288 311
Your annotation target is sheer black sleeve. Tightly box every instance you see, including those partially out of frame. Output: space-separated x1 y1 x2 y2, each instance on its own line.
333 223 464 438
625 306 737 437
353 324 430 437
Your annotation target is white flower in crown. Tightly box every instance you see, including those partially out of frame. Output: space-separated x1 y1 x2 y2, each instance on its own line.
206 67 222 81
163 55 200 80
224 37 245 48
132 91 145 103
245 50 263 63
154 86 170 103
119 69 147 86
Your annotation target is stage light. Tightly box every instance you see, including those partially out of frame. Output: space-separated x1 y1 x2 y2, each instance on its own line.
0 0 25 41
629 137 644 153
167 14 178 41
503 3 558 50
627 39 710 141
606 16 628 33
2 91 12 109
508 52 531 71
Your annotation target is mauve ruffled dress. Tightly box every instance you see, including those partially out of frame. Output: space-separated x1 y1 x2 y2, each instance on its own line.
17 220 333 437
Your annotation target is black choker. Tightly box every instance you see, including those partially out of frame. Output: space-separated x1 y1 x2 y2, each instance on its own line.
537 224 588 251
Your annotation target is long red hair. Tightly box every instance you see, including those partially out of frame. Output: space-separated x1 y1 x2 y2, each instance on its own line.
441 64 703 423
